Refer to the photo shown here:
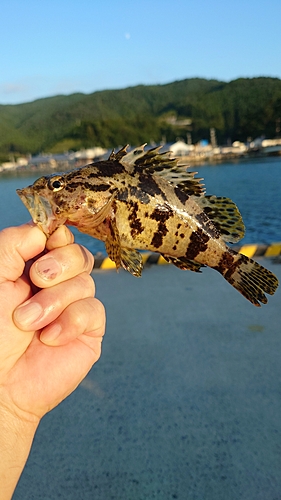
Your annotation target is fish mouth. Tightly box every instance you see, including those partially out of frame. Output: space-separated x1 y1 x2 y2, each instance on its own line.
16 188 60 236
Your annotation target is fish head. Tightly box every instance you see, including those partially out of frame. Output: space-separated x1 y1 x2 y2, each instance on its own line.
16 174 72 236
17 169 116 237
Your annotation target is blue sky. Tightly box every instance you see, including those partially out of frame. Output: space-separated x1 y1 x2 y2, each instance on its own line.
1 0 281 104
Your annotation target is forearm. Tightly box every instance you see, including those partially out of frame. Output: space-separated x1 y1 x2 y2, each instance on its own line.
0 406 38 499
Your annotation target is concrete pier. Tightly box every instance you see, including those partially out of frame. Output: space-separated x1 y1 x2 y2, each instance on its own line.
14 260 281 500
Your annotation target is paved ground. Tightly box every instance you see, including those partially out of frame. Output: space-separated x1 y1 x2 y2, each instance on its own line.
14 260 281 500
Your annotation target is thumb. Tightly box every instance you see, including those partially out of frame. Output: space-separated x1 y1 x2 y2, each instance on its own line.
0 224 46 284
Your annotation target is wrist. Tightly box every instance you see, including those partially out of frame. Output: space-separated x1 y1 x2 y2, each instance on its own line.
0 401 39 499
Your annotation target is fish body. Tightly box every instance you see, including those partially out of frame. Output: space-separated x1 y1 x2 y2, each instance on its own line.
17 145 279 306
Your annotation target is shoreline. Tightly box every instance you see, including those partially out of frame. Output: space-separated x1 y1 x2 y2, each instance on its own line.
1 149 281 176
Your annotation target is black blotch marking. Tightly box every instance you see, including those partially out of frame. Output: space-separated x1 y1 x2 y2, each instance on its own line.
151 231 164 249
150 207 171 249
87 198 96 209
65 182 81 192
130 186 150 204
128 201 138 222
128 201 144 237
138 173 168 201
150 205 173 223
214 249 241 279
203 206 212 214
118 188 129 202
196 212 221 239
93 183 111 192
87 160 125 177
65 181 111 193
174 186 189 204
195 212 209 225
64 171 81 182
185 229 210 260
153 166 165 172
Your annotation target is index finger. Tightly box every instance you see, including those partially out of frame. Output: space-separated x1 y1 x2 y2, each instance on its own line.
0 223 46 284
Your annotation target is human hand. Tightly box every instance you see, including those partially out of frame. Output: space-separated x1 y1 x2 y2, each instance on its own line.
0 223 105 423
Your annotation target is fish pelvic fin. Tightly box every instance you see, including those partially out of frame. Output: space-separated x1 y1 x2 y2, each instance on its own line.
215 251 279 306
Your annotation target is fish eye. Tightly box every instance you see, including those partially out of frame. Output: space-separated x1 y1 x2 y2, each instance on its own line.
48 176 65 192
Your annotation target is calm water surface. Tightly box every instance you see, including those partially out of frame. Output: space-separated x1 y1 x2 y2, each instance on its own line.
0 157 280 253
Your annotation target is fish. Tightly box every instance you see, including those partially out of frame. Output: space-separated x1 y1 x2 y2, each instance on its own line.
17 144 279 306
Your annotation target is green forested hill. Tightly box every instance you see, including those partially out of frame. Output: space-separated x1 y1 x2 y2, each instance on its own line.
0 77 281 159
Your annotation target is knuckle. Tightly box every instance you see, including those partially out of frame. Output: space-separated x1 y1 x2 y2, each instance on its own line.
75 272 95 296
71 308 87 331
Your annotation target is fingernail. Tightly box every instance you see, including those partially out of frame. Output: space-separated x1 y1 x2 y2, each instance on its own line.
14 301 43 328
35 257 62 280
40 323 62 344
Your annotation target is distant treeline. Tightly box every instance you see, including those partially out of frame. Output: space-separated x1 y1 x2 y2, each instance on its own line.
0 77 281 161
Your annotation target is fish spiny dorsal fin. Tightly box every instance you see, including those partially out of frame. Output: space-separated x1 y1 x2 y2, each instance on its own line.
163 167 205 196
109 144 129 161
197 195 245 243
118 145 205 197
117 144 148 166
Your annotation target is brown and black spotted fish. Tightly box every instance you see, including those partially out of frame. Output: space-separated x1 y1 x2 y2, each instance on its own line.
17 145 278 306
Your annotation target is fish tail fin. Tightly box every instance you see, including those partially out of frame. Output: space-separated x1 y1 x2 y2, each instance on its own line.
216 251 279 306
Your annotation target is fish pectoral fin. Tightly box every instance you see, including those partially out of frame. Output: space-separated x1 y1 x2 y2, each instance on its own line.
161 254 203 272
86 191 117 227
104 217 143 277
197 195 245 243
105 238 122 270
120 248 143 277
104 213 123 270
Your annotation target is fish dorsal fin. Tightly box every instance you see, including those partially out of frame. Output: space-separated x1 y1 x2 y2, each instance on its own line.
197 195 245 243
109 145 130 161
116 145 205 197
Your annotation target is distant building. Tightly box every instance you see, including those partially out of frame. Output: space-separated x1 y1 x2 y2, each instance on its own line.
74 147 108 161
169 140 194 156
